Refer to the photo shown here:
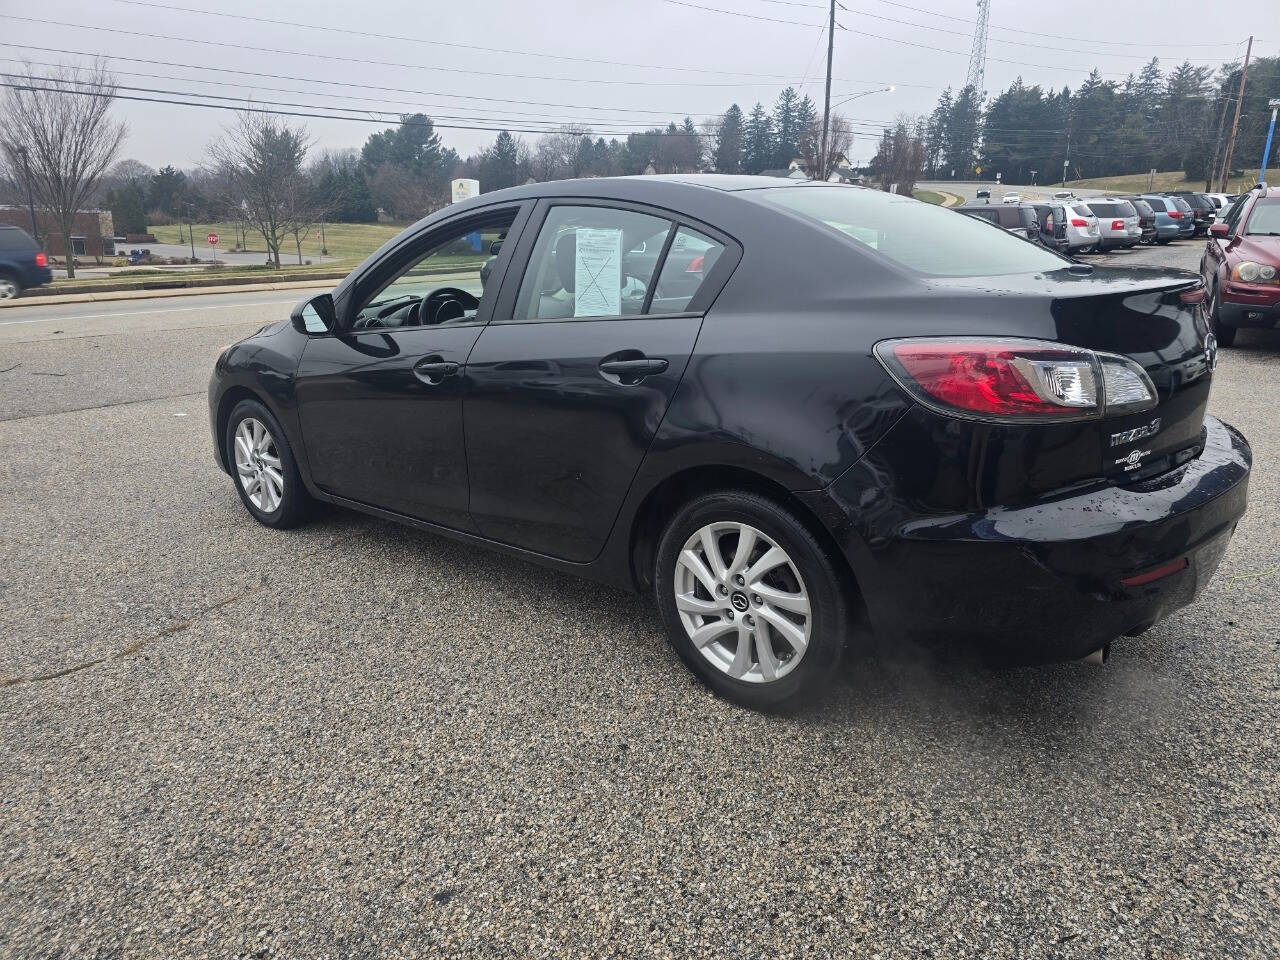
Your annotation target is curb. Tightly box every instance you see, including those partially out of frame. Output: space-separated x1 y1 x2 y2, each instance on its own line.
1 278 338 308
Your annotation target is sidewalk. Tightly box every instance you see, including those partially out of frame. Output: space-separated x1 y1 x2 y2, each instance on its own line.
1 277 339 308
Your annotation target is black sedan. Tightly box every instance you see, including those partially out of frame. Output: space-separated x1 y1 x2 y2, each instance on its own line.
209 176 1250 710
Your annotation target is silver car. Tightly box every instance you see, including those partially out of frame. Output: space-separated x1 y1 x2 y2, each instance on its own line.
1031 201 1100 255
1083 198 1142 250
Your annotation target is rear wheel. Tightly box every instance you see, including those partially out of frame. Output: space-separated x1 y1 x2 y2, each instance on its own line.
1208 280 1237 347
654 491 849 711
0 273 21 300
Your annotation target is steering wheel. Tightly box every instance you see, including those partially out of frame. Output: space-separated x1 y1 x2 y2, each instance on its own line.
422 287 480 325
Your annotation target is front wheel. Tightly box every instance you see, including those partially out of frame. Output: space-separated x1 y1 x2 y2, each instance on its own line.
224 399 312 528
1208 281 1237 347
654 491 850 711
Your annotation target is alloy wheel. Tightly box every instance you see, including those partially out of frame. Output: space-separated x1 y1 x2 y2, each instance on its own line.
672 521 811 683
0 278 18 300
233 417 285 513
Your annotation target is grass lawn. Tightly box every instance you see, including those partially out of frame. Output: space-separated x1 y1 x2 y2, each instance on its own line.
150 221 410 264
912 189 946 205
1067 166 1280 195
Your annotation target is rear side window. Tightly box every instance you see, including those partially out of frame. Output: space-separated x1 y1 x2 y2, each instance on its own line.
651 226 725 313
0 227 37 252
514 205 672 321
758 186 1064 277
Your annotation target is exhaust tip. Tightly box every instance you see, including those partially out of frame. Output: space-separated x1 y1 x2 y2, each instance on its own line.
1082 643 1111 667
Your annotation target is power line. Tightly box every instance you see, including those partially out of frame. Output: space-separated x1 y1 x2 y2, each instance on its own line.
100 0 837 82
860 0 1253 48
657 0 844 29
8 16 835 88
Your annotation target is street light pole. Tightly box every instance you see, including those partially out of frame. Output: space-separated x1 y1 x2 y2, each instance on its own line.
15 145 39 243
1259 99 1280 181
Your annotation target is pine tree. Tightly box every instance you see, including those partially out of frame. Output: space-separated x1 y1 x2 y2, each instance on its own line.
771 86 801 168
715 104 745 173
924 87 953 177
742 102 774 174
943 85 982 177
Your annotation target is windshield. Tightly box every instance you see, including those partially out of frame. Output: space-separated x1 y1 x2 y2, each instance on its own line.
1244 198 1280 236
757 186 1065 277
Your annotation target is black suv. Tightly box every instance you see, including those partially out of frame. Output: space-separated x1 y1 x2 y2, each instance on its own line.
956 202 1041 242
0 225 53 299
1167 192 1216 237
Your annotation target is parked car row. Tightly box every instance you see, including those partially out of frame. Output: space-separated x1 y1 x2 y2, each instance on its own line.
960 189 1244 255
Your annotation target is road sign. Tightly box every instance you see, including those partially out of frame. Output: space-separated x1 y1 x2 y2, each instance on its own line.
207 233 219 246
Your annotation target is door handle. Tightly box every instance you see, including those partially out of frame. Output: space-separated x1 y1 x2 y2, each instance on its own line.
598 357 669 382
413 356 459 384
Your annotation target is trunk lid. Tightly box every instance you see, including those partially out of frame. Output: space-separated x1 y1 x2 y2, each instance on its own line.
930 266 1214 484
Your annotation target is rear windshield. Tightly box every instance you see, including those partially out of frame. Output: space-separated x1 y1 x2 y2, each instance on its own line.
1131 200 1154 216
962 209 999 223
0 227 37 252
757 187 1064 277
1088 201 1136 217
1244 198 1280 236
1071 204 1094 217
1171 198 1192 212
1144 197 1168 212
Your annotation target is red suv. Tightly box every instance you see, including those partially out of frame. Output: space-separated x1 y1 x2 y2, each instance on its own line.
1202 185 1280 346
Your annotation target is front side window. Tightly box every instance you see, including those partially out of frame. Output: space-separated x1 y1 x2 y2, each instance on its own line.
758 186 1065 277
515 206 672 321
352 211 515 330
1243 198 1280 236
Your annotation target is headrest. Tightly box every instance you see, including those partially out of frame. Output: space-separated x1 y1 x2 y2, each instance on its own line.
555 232 576 293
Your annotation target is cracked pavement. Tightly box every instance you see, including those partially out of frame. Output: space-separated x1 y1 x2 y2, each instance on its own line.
1 258 1278 958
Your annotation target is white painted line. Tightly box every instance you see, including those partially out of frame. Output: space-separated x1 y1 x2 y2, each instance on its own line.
0 298 292 327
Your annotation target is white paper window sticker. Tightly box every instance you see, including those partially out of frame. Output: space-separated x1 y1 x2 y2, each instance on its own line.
574 227 622 317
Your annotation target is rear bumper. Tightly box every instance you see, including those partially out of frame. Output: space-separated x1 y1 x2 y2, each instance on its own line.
23 266 53 288
815 416 1251 665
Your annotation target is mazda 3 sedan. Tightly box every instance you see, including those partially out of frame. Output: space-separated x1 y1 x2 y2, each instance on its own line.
210 176 1250 710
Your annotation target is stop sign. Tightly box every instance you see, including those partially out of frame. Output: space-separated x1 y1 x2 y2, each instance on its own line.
207 232 219 246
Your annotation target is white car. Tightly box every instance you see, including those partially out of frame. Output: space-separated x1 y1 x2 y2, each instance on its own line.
1001 191 1021 204
1052 190 1075 201
1203 192 1234 221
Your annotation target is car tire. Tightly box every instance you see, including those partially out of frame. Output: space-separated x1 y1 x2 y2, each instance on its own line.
0 272 21 300
654 490 849 711
1208 281 1237 347
224 398 312 529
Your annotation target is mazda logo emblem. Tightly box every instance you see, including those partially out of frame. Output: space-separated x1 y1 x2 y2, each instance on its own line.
731 592 749 612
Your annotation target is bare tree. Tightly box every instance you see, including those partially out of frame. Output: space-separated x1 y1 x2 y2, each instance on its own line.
0 61 126 278
208 111 310 267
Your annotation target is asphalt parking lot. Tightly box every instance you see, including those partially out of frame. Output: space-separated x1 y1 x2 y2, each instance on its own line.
2 243 1278 958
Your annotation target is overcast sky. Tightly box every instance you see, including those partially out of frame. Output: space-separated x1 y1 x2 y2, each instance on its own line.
4 0 1276 170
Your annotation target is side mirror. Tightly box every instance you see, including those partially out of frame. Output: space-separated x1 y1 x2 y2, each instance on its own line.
1209 223 1229 239
291 293 335 334
489 239 503 255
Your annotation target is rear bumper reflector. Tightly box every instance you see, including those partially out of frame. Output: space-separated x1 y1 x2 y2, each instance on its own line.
1120 556 1189 587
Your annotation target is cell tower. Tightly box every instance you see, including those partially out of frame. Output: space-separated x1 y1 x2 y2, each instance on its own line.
965 0 990 93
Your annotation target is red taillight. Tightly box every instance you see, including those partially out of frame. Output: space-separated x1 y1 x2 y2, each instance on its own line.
874 339 1099 419
1179 287 1207 305
1168 210 1183 219
685 255 704 273
1120 556 1189 587
34 252 47 268
1111 219 1125 230
1070 218 1088 227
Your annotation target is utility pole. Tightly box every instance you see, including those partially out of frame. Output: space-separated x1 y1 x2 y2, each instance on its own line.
15 145 39 243
1220 35 1252 193
819 0 835 181
1061 133 1070 188
1208 90 1232 191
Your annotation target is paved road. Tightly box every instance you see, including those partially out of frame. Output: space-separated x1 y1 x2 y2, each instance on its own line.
2 262 1278 958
